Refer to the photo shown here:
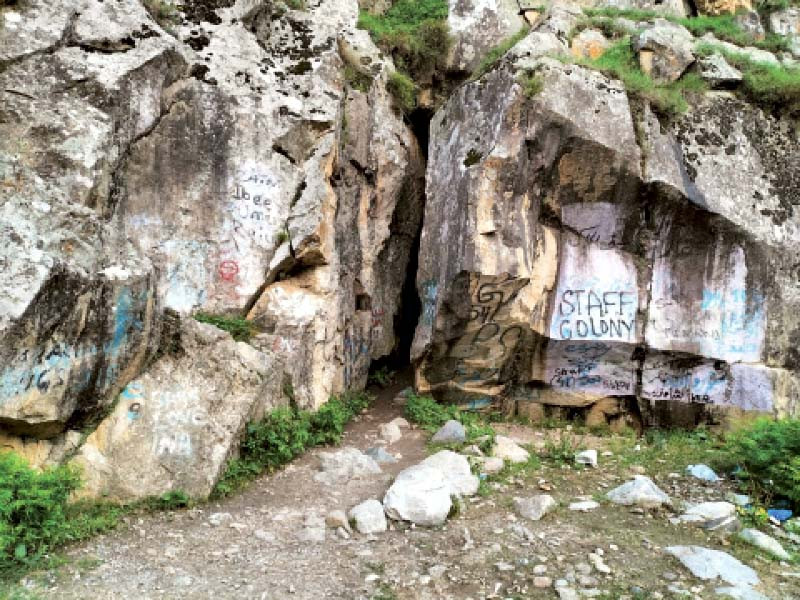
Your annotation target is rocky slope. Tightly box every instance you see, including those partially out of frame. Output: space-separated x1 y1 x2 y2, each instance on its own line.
1 0 799 500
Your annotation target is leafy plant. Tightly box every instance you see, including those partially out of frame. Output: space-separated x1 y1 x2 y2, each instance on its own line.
142 0 180 29
213 392 371 497
718 418 800 509
403 394 496 451
472 26 530 80
274 228 290 245
344 64 374 93
193 313 256 342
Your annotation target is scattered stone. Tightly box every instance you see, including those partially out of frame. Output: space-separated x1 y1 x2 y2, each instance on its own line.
420 450 480 496
533 576 553 588
348 499 387 535
383 464 452 526
533 564 548 575
492 436 530 463
575 449 598 468
209 512 232 526
314 448 381 485
480 456 505 475
513 495 556 521
431 419 467 444
606 476 671 508
630 465 647 475
569 501 600 512
365 446 398 464
393 388 412 406
676 502 738 532
588 552 611 574
727 493 752 507
461 444 484 456
428 564 447 579
253 529 275 542
665 546 760 587
738 528 790 560
686 464 721 482
389 416 410 429
379 421 402 444
325 510 351 532
495 561 515 571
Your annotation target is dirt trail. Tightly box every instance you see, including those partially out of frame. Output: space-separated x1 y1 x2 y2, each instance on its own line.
19 380 800 599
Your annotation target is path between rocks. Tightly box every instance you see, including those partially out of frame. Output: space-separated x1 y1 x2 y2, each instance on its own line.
21 378 800 599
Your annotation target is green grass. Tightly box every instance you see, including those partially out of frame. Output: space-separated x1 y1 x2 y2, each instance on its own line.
343 64 374 93
358 0 451 107
472 26 530 80
570 38 708 116
193 313 256 342
386 71 417 113
142 0 180 30
582 8 791 53
404 394 496 452
213 391 370 497
696 41 800 113
517 72 544 97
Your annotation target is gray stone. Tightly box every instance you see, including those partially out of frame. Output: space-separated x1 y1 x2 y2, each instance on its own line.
479 456 505 475
665 546 760 587
383 464 452 527
348 499 387 535
697 52 743 87
379 421 402 444
606 476 671 508
686 464 721 482
420 450 480 497
492 436 530 464
738 528 790 560
569 501 600 512
575 449 598 468
513 495 557 521
633 19 695 83
314 448 382 486
73 319 285 501
431 420 467 444
325 510 351 532
365 446 398 464
715 585 771 600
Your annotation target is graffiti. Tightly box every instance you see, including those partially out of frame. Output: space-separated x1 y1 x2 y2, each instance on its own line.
370 307 385 340
228 168 283 247
343 331 370 388
540 340 635 396
469 275 527 324
122 381 145 421
420 279 438 326
151 390 206 458
218 260 240 282
641 357 727 404
0 287 145 404
554 289 636 341
271 336 296 354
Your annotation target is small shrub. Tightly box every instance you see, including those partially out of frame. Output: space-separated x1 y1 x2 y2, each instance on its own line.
472 26 530 80
274 228 290 245
143 0 180 28
387 71 417 113
142 490 191 511
0 453 81 571
367 366 395 388
193 313 255 342
343 64 374 93
404 394 496 451
518 72 544 97
463 148 482 167
718 418 800 508
214 392 371 497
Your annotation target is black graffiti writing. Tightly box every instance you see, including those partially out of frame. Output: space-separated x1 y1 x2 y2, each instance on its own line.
558 317 634 340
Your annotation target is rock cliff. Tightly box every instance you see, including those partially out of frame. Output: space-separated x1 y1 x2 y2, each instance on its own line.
1 0 799 498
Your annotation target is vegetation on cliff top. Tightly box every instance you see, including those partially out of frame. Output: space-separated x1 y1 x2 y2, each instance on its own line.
357 0 451 112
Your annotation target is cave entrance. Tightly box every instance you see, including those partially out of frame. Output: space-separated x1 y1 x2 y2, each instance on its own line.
365 106 432 385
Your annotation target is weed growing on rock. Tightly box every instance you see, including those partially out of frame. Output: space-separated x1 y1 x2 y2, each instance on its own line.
517 72 544 97
343 64 374 93
386 71 417 113
358 0 451 109
213 392 371 497
142 0 180 30
471 26 530 81
193 313 255 342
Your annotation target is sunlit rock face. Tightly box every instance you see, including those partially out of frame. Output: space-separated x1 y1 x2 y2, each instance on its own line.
413 52 800 426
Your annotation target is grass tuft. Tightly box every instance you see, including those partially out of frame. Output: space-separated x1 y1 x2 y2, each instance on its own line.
472 26 530 80
193 313 256 342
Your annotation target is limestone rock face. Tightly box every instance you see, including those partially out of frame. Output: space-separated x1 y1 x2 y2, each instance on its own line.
72 319 285 501
447 0 526 73
413 43 800 424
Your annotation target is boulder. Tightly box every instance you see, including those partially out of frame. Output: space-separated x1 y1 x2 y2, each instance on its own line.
383 464 452 527
738 528 790 560
575 449 598 468
697 52 743 87
514 495 557 521
314 447 382 486
348 499 388 535
73 319 284 501
420 450 480 496
633 20 695 84
492 436 531 463
379 421 402 445
447 0 527 73
665 546 760 587
606 476 671 508
431 420 467 444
